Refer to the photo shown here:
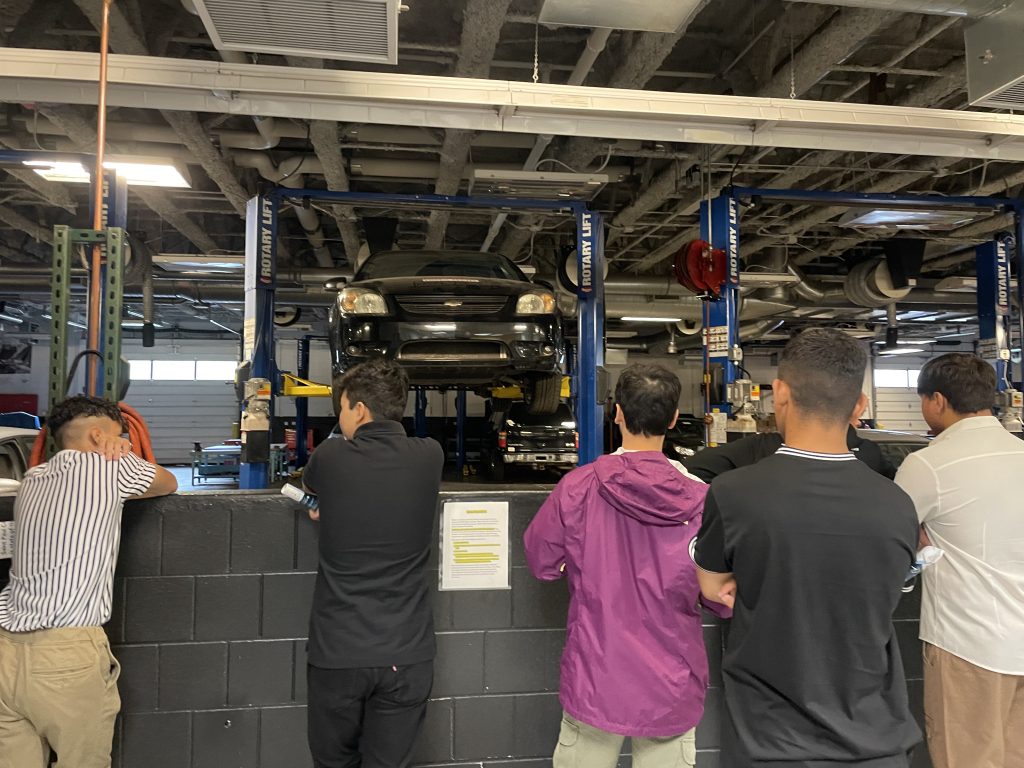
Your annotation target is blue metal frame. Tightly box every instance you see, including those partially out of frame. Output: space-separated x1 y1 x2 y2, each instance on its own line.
699 196 741 434
295 335 311 468
729 186 1021 213
240 193 279 489
977 237 1014 390
241 188 603 487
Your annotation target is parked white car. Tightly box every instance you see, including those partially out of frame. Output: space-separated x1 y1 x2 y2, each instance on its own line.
0 427 38 496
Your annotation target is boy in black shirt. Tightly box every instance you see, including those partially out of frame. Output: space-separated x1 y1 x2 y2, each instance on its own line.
303 359 444 768
694 329 921 768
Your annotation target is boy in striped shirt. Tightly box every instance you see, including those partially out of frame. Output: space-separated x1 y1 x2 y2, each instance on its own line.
0 396 176 768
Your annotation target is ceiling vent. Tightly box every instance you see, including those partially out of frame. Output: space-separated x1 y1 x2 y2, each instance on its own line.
192 0 399 64
965 2 1024 108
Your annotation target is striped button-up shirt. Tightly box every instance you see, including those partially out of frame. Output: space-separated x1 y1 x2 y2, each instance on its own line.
0 450 155 631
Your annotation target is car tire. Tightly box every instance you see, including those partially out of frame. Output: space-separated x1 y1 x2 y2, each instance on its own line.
527 374 561 415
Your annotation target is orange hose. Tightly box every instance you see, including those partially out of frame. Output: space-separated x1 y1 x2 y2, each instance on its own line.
29 402 156 467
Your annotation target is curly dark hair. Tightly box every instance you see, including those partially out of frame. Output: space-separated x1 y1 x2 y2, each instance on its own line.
47 396 126 447
337 359 410 422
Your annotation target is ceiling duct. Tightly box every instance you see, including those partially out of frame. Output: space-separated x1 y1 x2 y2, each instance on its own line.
191 0 399 64
965 3 1024 108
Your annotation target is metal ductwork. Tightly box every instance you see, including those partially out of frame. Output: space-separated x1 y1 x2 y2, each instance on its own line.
844 259 914 308
792 0 1010 16
786 264 846 303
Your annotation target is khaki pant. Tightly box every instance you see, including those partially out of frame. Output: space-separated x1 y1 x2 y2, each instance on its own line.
0 626 121 768
553 712 697 768
923 642 1024 768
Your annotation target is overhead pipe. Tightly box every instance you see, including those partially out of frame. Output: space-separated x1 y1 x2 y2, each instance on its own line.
790 0 1010 15
786 263 846 303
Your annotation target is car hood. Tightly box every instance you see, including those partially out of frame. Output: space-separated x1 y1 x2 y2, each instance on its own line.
354 276 532 296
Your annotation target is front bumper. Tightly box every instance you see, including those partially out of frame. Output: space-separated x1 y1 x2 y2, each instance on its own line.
332 318 563 384
503 451 578 465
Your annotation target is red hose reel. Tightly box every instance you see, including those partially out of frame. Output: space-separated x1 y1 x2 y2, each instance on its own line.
672 239 728 298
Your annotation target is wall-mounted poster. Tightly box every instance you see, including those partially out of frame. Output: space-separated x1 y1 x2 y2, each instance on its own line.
0 341 31 374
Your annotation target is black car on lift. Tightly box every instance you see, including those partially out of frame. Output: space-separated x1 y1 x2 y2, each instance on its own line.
328 250 565 414
481 402 578 481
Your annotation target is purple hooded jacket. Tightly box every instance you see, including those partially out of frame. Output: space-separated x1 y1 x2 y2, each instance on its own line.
524 451 728 738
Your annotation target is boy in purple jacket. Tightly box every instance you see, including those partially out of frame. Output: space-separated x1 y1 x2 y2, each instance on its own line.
524 363 726 768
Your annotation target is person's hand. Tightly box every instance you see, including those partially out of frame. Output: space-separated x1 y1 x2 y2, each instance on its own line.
93 435 132 461
717 578 737 610
308 508 320 522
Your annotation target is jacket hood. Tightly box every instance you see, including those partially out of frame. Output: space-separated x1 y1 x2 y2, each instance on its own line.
592 452 707 526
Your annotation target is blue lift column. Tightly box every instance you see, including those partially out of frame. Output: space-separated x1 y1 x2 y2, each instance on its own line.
699 195 741 446
977 237 1023 430
575 206 605 465
295 335 311 468
240 193 278 488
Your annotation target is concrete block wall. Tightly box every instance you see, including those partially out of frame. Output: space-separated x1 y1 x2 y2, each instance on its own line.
0 491 930 768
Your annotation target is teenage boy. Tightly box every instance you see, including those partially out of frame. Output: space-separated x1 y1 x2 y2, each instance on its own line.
694 329 921 768
896 353 1024 768
0 395 177 768
525 363 724 768
303 359 444 768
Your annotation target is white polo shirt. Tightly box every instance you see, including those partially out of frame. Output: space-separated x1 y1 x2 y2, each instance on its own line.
895 415 1024 674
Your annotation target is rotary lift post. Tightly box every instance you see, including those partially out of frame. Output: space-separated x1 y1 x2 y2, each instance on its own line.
699 187 1024 436
241 188 605 489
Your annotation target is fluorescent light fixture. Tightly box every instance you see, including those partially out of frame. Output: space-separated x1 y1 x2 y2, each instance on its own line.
122 321 166 329
0 313 24 323
25 157 191 188
874 339 936 345
67 320 87 329
621 316 683 323
539 0 705 32
878 347 924 355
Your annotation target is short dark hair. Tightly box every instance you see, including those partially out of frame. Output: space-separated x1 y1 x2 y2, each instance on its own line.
917 353 995 414
614 363 681 437
338 358 409 422
778 329 867 425
47 396 126 448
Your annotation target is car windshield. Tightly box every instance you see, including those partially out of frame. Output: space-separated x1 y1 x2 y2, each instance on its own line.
356 252 525 281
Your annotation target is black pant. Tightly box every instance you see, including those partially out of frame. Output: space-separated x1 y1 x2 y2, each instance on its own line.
307 661 434 768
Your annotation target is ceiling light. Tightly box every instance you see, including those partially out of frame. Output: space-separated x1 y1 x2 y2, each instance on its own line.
25 157 191 188
621 316 684 323
0 313 24 323
539 0 705 32
878 347 924 355
470 169 609 201
873 339 936 345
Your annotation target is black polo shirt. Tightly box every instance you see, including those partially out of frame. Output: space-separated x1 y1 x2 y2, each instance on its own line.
694 445 921 767
303 420 444 669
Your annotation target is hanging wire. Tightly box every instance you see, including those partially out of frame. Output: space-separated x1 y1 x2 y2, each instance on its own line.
789 26 797 99
532 22 540 84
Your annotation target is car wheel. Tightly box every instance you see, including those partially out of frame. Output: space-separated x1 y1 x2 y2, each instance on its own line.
527 374 561 415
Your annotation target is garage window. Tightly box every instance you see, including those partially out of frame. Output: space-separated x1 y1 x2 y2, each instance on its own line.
195 360 237 381
152 360 196 381
874 369 924 389
127 360 152 381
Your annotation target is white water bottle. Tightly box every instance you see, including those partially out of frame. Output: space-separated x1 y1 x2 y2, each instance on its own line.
281 483 318 511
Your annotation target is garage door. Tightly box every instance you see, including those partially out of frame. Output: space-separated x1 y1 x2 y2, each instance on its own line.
124 381 238 465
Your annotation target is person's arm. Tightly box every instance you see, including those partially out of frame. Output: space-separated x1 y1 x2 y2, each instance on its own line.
301 444 324 521
116 452 177 499
894 451 939 548
683 433 779 483
523 486 568 581
693 487 736 609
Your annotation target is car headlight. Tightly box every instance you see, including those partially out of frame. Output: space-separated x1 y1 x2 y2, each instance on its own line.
672 445 696 458
515 290 556 315
337 287 388 316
